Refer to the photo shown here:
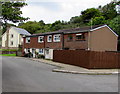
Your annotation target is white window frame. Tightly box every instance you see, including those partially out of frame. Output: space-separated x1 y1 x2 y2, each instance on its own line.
26 37 30 43
76 33 85 40
47 35 52 42
53 34 61 42
38 36 44 43
39 49 44 54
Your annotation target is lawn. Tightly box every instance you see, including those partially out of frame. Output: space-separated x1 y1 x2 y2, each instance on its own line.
0 54 16 56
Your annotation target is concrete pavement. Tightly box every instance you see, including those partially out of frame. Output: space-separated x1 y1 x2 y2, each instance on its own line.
30 58 119 75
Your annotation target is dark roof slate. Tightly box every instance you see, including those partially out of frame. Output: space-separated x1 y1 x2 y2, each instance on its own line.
26 25 103 37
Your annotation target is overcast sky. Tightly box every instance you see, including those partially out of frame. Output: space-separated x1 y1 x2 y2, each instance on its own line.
21 0 113 24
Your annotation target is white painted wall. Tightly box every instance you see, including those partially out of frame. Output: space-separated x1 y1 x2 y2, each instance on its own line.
24 48 53 59
2 28 20 48
36 49 39 53
45 49 53 60
2 33 7 47
8 28 19 47
24 48 27 53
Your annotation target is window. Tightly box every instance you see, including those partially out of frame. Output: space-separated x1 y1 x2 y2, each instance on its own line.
38 36 44 43
39 49 44 54
76 33 85 40
53 34 61 42
26 37 30 43
67 35 73 41
11 34 13 38
47 35 52 42
26 48 30 53
11 41 13 45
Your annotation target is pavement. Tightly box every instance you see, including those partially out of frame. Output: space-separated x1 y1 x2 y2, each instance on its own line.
29 58 119 75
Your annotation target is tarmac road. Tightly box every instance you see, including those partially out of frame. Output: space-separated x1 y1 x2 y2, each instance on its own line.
1 56 118 92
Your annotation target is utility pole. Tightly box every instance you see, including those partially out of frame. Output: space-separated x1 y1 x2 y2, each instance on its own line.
90 18 93 29
88 18 93 50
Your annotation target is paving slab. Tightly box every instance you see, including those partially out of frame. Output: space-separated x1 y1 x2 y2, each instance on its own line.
30 58 119 75
9 57 119 75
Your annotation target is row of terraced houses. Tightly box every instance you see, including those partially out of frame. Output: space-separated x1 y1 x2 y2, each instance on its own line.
22 25 118 60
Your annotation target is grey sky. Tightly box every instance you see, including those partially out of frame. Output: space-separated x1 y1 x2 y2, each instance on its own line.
21 0 113 24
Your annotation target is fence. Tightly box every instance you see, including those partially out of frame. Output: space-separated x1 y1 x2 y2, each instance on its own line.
53 50 120 69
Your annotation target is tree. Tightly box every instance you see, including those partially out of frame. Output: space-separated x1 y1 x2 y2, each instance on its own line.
100 1 118 20
88 16 106 25
109 15 120 51
81 8 102 23
69 16 83 24
50 20 63 31
39 20 45 26
1 1 29 33
109 15 120 36
1 1 28 23
115 0 120 14
18 21 42 34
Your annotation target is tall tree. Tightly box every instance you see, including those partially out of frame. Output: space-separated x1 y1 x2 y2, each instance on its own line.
0 1 29 33
18 21 41 34
109 15 120 36
100 1 118 20
70 16 82 24
50 20 63 31
81 8 102 23
88 16 106 25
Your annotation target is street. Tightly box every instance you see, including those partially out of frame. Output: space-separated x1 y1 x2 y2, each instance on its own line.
1 56 118 92
0 56 2 93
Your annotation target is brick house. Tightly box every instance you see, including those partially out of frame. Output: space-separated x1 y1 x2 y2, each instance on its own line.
23 25 118 59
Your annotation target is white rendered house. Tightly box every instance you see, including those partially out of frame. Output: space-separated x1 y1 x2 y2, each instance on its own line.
2 26 31 49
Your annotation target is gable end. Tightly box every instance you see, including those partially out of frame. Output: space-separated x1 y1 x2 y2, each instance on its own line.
90 25 118 37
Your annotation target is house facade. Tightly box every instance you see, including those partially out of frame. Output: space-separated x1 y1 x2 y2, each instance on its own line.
2 26 31 49
23 25 118 59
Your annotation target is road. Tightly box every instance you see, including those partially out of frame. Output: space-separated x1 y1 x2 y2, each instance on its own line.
0 56 2 93
1 56 118 92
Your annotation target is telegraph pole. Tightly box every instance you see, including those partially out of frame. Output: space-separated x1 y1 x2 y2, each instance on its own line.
90 18 93 29
88 18 93 50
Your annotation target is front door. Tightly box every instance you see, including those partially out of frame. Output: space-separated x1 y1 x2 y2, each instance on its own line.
32 49 35 58
45 49 50 59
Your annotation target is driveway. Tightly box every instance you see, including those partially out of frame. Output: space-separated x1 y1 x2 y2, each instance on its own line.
1 56 118 92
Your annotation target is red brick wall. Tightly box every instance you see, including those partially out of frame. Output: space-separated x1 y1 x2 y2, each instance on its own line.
23 33 88 50
64 33 88 49
24 37 45 49
45 34 63 49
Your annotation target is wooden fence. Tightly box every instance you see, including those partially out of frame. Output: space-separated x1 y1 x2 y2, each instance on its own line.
53 50 120 69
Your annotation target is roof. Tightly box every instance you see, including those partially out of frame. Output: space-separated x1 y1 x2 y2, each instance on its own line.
90 25 118 37
25 24 118 37
10 27 31 35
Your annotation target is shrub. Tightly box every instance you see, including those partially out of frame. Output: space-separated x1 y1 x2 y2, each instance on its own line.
23 53 29 57
38 54 45 59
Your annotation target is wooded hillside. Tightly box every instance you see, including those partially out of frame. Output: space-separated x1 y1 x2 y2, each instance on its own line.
18 1 120 36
